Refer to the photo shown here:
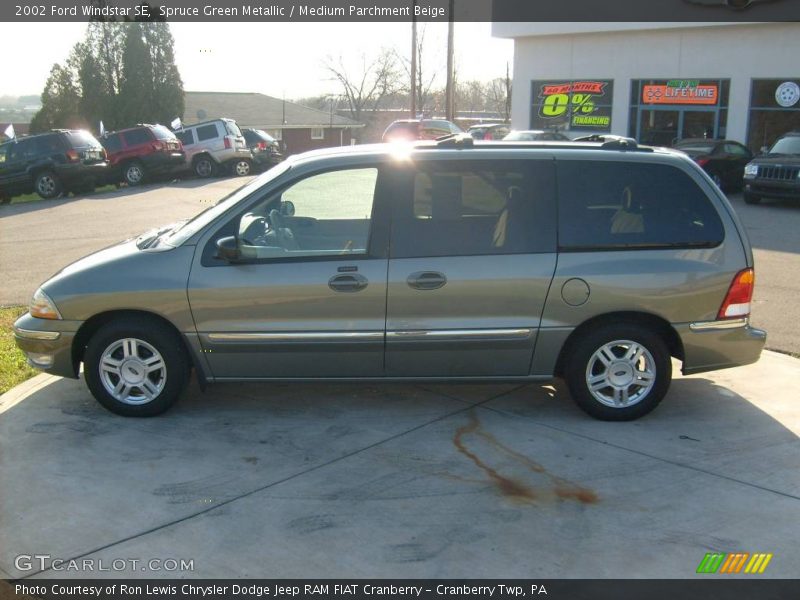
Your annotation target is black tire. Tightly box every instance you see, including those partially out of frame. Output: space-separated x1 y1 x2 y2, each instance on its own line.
34 170 63 199
83 316 190 417
123 161 146 186
230 158 252 177
743 192 762 205
193 156 215 178
563 322 672 421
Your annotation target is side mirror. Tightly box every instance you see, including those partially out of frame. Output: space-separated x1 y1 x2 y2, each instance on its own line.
280 200 295 216
215 236 240 261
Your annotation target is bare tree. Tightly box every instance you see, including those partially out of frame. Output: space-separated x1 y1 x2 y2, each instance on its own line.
323 48 402 129
486 63 513 123
397 24 439 115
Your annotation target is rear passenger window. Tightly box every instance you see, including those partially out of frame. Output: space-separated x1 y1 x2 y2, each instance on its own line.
196 124 218 142
101 134 123 154
391 160 556 258
122 129 151 146
175 130 194 146
557 161 724 250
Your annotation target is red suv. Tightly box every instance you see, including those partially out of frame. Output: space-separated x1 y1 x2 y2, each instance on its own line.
100 124 186 186
382 119 463 142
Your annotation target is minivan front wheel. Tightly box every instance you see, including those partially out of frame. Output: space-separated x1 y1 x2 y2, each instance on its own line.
564 323 671 421
84 317 190 417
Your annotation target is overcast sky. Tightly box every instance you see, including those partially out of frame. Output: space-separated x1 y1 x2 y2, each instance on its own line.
1 22 512 100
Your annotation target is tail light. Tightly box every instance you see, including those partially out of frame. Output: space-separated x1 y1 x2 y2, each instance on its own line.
717 268 755 319
224 137 232 149
696 158 710 167
257 142 267 151
66 149 80 163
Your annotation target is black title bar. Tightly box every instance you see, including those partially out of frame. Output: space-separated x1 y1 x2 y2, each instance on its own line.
4 0 800 22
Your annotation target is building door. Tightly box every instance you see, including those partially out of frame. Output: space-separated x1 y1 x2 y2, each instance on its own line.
638 109 680 146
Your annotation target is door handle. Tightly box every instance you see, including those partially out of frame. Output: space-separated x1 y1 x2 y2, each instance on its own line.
407 271 447 290
328 273 368 293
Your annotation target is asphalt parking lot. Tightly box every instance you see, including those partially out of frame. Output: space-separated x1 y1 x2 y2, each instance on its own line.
1 179 799 579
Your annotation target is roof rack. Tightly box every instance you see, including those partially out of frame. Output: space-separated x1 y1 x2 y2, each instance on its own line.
435 133 474 148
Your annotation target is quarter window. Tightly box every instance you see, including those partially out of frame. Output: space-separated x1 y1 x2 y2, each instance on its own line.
557 161 724 250
196 124 219 142
391 160 556 258
235 168 378 260
122 128 151 146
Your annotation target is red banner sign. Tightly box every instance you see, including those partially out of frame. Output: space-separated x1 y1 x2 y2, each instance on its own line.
541 81 606 96
642 84 718 105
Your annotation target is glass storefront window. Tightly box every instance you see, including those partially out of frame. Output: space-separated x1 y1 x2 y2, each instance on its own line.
747 79 800 151
629 79 730 146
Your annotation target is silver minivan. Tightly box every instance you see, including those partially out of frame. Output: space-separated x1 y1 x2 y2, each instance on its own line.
14 137 766 420
175 118 253 178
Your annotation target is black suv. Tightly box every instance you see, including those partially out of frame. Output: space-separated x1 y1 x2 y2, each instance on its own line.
743 131 800 204
242 128 283 172
0 130 107 202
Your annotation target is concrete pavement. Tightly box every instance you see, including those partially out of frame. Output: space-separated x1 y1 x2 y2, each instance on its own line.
1 352 798 579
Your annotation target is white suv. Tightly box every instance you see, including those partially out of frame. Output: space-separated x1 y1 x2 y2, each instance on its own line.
175 118 253 178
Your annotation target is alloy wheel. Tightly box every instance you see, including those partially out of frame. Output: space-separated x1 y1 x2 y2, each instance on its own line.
98 338 167 405
584 339 656 408
37 175 57 197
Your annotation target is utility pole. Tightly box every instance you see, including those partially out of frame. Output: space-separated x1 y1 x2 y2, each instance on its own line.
410 0 417 118
445 0 455 121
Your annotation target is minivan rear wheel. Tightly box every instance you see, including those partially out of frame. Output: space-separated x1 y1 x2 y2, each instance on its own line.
564 323 671 421
84 316 190 417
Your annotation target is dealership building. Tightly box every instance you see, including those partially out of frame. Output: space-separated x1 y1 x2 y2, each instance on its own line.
493 22 800 149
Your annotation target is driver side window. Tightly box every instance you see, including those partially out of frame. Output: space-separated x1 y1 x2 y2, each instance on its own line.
237 167 378 260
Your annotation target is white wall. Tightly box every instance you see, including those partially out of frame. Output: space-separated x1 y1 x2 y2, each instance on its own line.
508 23 800 142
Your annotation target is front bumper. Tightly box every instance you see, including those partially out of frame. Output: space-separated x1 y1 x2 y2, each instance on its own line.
13 312 82 378
675 319 766 375
744 180 800 200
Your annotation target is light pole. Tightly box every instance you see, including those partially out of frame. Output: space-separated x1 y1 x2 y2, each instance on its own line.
411 0 417 118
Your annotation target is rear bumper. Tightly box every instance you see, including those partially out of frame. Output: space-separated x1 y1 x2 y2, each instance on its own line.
13 313 82 379
56 162 109 185
675 319 766 375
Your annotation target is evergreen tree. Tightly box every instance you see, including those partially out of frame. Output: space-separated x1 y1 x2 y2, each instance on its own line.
142 22 185 125
119 21 154 126
30 63 84 132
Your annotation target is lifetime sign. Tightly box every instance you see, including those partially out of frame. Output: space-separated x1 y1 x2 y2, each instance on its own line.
642 84 719 105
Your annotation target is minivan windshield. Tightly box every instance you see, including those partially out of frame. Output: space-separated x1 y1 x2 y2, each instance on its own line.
164 161 292 246
769 136 800 155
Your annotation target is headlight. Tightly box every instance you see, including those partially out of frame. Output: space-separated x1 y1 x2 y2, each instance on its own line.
29 288 62 320
744 163 759 177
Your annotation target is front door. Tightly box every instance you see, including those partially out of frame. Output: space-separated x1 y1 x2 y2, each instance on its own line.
188 164 389 379
385 158 558 377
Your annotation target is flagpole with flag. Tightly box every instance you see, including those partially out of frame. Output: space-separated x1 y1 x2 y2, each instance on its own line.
99 121 105 137
170 117 182 131
3 124 15 141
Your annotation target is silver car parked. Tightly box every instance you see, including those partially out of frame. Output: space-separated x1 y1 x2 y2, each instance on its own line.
14 136 766 420
175 118 253 178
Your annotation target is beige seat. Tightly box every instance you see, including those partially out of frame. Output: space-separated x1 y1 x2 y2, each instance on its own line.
611 186 644 234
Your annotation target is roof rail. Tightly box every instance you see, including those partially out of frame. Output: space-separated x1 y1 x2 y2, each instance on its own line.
435 133 474 148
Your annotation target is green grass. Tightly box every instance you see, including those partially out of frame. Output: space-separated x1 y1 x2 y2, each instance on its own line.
0 306 39 395
6 184 117 205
